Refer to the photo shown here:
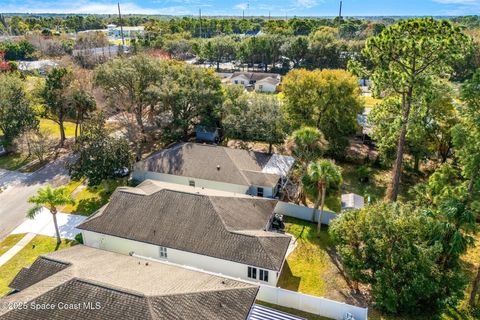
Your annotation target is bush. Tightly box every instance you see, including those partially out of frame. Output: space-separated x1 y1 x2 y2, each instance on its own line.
74 233 83 244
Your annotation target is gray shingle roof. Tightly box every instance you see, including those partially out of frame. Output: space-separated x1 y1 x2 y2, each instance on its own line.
77 180 291 270
231 72 281 82
9 257 69 291
0 246 258 320
134 143 282 187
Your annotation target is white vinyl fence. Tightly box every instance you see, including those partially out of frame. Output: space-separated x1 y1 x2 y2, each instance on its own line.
258 285 368 320
275 201 338 225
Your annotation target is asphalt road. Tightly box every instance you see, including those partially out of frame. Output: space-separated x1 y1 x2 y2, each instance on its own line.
0 155 72 241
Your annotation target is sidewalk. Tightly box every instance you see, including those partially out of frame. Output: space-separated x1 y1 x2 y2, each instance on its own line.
10 207 87 240
0 233 36 268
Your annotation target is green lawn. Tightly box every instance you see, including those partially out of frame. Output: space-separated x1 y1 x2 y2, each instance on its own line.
0 234 26 256
277 217 480 320
0 153 30 171
339 163 416 204
278 217 351 302
62 179 127 216
0 235 76 297
39 118 76 138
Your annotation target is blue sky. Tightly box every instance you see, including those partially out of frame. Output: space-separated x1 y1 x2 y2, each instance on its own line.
1 0 479 16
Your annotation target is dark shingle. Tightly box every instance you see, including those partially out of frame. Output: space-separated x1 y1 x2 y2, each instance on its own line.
134 143 281 187
9 257 69 291
77 183 291 270
0 246 259 320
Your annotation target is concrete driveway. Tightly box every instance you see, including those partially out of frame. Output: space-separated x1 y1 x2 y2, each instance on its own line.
0 155 73 241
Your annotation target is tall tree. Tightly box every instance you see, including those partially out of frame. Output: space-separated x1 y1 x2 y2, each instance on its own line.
94 55 164 158
67 114 134 186
0 73 38 149
70 89 96 141
282 68 363 157
27 186 75 244
330 201 475 315
286 126 326 205
362 18 470 201
222 88 284 153
40 67 74 147
201 36 236 71
452 69 480 196
302 159 342 231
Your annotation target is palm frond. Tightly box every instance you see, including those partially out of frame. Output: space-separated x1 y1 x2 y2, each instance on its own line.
27 204 43 219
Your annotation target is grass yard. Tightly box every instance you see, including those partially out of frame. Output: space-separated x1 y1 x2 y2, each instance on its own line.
39 118 76 138
340 163 415 204
0 235 76 297
278 217 352 303
0 234 26 256
62 179 127 216
278 217 480 320
0 153 30 171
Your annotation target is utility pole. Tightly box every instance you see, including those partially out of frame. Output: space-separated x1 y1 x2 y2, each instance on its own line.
117 2 125 47
338 0 343 25
199 8 202 38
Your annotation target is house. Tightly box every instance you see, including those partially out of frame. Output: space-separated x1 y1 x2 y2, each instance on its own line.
17 60 58 75
255 76 281 93
132 142 295 198
107 24 145 39
228 72 281 93
77 180 292 286
0 245 259 320
341 193 365 210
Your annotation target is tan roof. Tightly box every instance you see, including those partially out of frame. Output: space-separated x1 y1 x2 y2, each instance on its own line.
78 180 291 270
134 143 282 187
0 246 258 320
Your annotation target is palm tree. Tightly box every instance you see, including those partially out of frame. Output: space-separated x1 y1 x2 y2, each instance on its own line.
287 127 327 205
303 159 342 232
27 186 75 245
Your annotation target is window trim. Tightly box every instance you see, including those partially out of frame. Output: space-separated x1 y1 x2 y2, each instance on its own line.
257 187 264 197
259 269 269 282
248 266 257 279
159 246 168 258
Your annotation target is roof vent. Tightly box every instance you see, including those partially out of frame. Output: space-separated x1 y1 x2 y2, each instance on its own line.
216 165 221 170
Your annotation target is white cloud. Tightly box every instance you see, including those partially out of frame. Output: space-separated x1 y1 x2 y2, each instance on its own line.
433 0 479 4
0 1 193 15
295 0 318 8
234 3 249 10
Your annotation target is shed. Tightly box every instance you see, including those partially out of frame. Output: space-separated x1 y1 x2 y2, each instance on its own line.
341 193 365 210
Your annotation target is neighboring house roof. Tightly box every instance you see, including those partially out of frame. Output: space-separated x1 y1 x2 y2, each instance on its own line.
77 180 291 270
134 143 294 187
0 245 258 320
17 60 58 71
341 193 365 210
230 72 281 83
255 77 281 86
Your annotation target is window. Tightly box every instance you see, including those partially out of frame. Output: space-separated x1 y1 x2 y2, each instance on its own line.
189 180 195 187
259 269 269 282
258 85 263 91
247 266 257 279
159 246 168 258
234 80 238 84
257 187 264 197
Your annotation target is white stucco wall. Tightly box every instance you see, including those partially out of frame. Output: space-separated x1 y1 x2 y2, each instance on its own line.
255 82 277 93
230 75 250 86
132 170 276 198
82 230 280 286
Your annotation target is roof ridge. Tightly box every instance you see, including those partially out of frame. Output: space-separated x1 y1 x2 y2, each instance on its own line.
222 147 251 185
147 284 258 299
